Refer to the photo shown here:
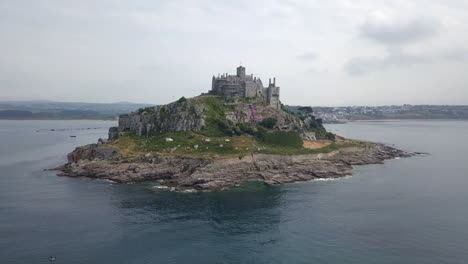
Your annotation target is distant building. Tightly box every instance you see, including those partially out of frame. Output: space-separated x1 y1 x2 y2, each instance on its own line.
209 66 280 109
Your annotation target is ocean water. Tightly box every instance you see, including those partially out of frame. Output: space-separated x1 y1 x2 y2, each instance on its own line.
1 120 468 264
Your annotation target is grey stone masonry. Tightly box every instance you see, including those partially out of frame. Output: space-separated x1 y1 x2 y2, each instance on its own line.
210 66 281 109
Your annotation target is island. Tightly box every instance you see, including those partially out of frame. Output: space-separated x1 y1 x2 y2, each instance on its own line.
56 66 414 191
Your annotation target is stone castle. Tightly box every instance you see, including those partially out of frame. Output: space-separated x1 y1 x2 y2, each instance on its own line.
108 65 288 140
209 66 280 109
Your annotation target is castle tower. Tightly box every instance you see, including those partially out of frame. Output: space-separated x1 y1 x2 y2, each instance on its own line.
236 66 246 78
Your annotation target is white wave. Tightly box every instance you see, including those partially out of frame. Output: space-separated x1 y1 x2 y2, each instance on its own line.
313 176 352 182
181 189 197 193
152 185 169 189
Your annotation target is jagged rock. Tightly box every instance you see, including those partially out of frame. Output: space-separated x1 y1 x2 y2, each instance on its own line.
67 144 119 163
55 67 417 192
106 94 318 141
225 103 304 129
110 100 206 138
97 138 108 145
57 143 416 192
108 127 119 140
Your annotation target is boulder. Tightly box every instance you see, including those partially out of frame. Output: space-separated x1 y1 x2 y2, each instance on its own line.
67 144 119 163
58 143 415 192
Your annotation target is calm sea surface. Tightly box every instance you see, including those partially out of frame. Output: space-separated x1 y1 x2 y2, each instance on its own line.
1 120 468 264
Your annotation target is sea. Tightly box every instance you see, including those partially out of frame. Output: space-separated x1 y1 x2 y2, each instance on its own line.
1 120 467 264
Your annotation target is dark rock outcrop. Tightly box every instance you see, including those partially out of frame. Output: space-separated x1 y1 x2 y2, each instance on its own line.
225 103 304 130
107 96 319 141
110 100 206 138
57 143 414 191
67 144 119 163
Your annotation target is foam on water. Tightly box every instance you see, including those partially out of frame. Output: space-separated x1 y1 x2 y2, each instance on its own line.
312 176 352 182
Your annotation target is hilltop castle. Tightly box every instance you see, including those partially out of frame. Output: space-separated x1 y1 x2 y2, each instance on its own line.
209 66 280 109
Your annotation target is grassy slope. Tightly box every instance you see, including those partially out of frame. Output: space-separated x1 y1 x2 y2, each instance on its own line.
189 96 230 137
104 132 368 160
104 95 368 159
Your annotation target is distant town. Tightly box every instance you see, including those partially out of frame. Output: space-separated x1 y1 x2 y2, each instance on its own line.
305 105 468 123
1 101 468 122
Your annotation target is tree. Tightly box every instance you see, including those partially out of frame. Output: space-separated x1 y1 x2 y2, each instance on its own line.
259 117 277 129
177 96 187 103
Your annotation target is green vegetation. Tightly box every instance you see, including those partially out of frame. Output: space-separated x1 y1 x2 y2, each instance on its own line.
259 117 277 129
190 96 233 137
104 131 365 160
308 118 323 128
260 130 303 148
159 106 169 121
189 96 247 137
312 127 336 141
105 95 346 159
143 132 237 156
177 96 187 103
105 131 242 159
286 104 336 140
137 106 154 114
238 123 256 135
255 127 303 148
186 95 336 140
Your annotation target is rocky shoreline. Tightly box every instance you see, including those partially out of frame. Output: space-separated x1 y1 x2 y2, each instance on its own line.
55 143 416 191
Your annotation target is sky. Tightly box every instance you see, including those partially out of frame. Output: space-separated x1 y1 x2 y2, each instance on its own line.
0 0 467 106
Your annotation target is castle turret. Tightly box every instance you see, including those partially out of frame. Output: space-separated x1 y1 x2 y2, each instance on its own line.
210 65 280 109
236 66 246 78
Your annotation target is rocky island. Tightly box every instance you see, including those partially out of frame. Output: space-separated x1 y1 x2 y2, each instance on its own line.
56 66 414 191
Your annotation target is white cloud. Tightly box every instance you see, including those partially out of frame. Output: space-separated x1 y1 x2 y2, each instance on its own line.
0 0 467 105
360 11 440 45
296 53 319 62
344 48 468 75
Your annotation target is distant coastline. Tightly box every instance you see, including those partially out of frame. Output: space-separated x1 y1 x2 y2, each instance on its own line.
0 117 117 121
4 101 468 122
348 118 468 122
302 105 468 123
0 101 152 120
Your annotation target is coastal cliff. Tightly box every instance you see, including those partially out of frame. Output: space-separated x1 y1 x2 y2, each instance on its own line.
107 96 325 141
57 142 412 191
56 90 413 191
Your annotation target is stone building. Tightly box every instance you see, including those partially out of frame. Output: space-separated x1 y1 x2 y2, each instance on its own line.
210 66 280 109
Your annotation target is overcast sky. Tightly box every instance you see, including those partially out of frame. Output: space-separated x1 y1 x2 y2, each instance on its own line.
1 0 467 106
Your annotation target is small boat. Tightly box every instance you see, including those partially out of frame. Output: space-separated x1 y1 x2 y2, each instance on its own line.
70 135 77 138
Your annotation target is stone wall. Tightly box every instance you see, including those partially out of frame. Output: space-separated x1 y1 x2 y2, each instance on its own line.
210 66 281 109
267 86 280 109
244 81 257 97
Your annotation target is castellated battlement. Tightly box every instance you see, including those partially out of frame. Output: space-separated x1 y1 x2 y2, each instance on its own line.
209 66 281 109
